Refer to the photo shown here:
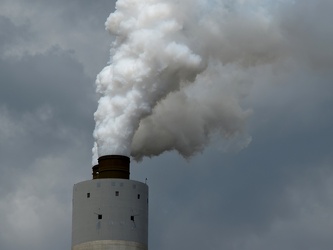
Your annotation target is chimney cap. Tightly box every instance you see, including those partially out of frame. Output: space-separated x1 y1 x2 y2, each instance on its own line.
92 155 130 179
98 155 130 161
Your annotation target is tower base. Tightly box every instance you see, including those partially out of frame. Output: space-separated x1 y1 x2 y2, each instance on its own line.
72 240 147 250
72 179 148 250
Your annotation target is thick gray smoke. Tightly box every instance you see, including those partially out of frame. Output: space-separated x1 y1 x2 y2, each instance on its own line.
92 0 324 163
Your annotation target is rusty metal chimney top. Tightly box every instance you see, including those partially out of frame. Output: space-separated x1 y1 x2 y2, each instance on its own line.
92 155 130 179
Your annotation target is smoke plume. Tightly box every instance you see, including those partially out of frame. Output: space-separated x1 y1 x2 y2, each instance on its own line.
93 0 325 163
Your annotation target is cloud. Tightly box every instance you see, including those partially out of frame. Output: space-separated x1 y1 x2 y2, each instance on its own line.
0 13 96 249
0 0 115 75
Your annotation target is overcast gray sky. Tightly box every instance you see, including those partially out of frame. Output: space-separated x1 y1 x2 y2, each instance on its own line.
0 0 333 250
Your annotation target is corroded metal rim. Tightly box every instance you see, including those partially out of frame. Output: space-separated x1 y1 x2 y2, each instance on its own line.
92 155 130 179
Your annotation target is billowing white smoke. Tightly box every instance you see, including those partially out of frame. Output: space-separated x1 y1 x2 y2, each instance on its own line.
93 0 284 163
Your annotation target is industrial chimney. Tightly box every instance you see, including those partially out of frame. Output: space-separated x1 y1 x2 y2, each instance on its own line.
71 155 149 250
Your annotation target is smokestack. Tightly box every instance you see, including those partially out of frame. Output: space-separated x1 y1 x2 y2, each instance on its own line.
72 155 149 250
93 155 130 179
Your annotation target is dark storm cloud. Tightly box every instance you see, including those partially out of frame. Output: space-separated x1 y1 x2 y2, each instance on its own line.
0 46 96 159
0 46 96 208
0 8 97 249
0 2 98 250
0 50 95 250
0 16 32 51
276 0 333 70
29 0 116 32
0 49 93 122
0 0 116 75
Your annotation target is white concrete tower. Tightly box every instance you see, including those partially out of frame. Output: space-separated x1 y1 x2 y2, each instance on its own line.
72 155 148 250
